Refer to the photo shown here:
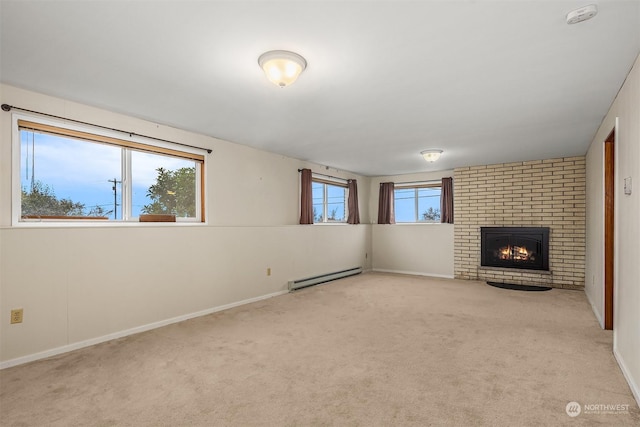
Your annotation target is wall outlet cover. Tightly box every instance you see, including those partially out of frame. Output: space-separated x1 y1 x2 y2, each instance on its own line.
11 308 23 324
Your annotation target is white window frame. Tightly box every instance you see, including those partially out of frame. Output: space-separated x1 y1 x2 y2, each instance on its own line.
312 173 348 224
394 181 442 223
11 113 208 227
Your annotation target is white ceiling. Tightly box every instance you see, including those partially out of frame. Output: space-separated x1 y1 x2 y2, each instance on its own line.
1 1 639 176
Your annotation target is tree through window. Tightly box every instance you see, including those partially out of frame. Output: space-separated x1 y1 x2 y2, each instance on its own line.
312 176 347 223
394 184 441 223
16 118 205 222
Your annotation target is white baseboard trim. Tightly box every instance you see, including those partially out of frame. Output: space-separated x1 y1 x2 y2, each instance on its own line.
372 269 454 279
613 346 640 408
0 289 288 370
613 346 640 407
584 289 604 329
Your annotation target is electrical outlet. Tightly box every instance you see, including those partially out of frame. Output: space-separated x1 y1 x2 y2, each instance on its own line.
267 268 271 276
11 308 23 324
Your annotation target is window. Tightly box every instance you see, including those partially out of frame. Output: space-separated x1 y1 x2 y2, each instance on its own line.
14 116 206 223
312 176 347 223
394 183 441 223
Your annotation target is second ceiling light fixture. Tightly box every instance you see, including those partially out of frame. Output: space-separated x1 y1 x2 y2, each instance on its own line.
258 50 307 88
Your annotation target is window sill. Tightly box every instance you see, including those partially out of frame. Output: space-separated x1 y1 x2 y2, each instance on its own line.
13 220 207 228
384 222 452 225
313 222 350 226
22 215 110 221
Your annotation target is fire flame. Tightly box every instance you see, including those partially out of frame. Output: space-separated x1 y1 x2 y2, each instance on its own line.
498 245 532 261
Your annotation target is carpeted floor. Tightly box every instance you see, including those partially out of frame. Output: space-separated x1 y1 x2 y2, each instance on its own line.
1 273 638 426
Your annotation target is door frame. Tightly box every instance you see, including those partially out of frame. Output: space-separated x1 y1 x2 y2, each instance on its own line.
604 126 615 330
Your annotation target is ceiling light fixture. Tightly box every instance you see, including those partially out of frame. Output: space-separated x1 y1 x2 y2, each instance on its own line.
421 149 443 162
258 50 307 88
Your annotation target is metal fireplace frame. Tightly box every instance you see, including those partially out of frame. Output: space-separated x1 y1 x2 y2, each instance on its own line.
480 227 550 271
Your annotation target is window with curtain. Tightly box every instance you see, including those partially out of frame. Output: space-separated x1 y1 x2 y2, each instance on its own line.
312 175 348 223
394 182 442 223
15 116 206 223
347 179 360 224
378 182 395 224
441 177 454 224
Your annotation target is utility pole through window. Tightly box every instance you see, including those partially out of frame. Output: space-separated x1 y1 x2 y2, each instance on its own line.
108 178 122 220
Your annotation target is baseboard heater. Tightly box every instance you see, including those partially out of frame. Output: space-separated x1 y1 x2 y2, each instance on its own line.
288 267 362 291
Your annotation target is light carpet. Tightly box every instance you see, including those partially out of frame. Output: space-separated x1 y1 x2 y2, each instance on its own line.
1 273 638 426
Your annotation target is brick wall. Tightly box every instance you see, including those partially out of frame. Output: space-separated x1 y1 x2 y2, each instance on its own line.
454 157 586 289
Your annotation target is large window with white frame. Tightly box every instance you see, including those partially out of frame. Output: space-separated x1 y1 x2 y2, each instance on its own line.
13 115 206 224
394 182 441 223
312 175 347 223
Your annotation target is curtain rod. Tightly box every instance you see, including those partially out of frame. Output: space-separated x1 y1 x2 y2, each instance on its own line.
298 169 352 182
1 104 212 154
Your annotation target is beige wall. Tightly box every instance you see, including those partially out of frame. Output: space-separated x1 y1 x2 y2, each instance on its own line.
454 158 586 289
0 85 372 365
0 225 370 363
372 224 454 277
585 54 640 404
368 171 455 277
585 135 605 326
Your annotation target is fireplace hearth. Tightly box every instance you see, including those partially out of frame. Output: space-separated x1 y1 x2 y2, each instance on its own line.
481 227 549 271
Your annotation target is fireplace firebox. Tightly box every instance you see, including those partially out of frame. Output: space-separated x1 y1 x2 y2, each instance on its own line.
481 227 549 271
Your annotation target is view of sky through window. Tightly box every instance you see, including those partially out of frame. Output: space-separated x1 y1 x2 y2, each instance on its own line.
395 186 441 222
20 130 195 220
312 181 346 222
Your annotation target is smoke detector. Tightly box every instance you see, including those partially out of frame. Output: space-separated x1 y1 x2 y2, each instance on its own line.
566 4 598 24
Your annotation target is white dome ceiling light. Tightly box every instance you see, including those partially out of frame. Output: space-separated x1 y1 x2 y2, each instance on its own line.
258 50 307 88
421 149 443 163
566 4 598 25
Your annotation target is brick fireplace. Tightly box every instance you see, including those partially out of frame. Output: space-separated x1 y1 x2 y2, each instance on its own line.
454 157 586 289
